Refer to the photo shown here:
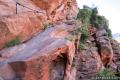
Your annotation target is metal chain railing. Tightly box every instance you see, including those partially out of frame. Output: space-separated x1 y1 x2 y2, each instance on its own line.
15 0 44 14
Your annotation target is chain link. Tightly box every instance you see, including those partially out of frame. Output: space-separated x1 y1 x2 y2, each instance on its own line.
15 0 44 14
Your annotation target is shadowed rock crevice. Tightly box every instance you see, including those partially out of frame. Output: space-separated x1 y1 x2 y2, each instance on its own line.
9 61 27 80
49 54 67 80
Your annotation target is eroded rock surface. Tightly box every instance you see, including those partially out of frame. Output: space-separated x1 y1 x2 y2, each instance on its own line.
76 42 103 80
110 39 120 76
0 12 46 49
0 23 77 80
96 28 113 67
0 0 78 49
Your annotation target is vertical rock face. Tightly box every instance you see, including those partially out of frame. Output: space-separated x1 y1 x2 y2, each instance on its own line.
0 12 47 49
0 0 79 79
96 29 113 67
30 0 79 22
110 39 120 75
76 42 103 80
1 0 120 80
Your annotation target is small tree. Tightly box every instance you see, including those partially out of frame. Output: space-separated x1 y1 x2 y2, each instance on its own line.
77 6 92 28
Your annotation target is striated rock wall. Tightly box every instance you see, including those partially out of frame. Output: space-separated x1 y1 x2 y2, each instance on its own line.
0 22 78 80
110 39 120 76
96 28 113 67
30 0 78 22
0 0 79 80
0 0 78 49
0 0 120 80
0 12 46 49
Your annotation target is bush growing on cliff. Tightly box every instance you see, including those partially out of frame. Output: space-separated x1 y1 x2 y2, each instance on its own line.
79 42 84 50
73 27 89 44
43 23 49 30
5 37 21 48
80 28 89 43
77 5 92 28
106 28 112 37
97 68 116 77
91 15 109 29
77 5 109 29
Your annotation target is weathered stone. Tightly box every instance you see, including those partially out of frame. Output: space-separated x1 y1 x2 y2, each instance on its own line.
76 46 103 80
0 23 78 80
0 12 46 49
30 0 78 22
0 59 15 80
0 0 78 50
110 39 120 75
96 29 113 67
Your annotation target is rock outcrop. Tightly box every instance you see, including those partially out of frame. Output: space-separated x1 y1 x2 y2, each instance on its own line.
0 0 120 80
0 12 46 49
96 28 113 67
110 39 120 76
0 22 78 80
30 0 78 21
76 39 103 80
0 0 78 49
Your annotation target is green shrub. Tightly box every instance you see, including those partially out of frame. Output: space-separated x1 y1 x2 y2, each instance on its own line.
97 68 116 77
90 7 109 29
77 5 109 29
106 28 112 37
80 28 89 43
73 27 89 43
77 6 92 28
92 15 109 29
43 22 50 30
5 37 21 48
79 42 85 50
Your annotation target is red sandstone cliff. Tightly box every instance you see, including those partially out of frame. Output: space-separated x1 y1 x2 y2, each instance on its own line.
0 0 120 80
0 0 78 49
0 0 79 80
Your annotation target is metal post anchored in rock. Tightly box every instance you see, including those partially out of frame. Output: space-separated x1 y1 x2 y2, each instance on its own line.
16 0 18 14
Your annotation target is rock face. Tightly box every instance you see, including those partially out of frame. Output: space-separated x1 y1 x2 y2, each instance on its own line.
0 0 79 80
30 0 78 22
0 23 78 80
110 39 120 76
0 60 15 80
0 0 78 49
1 0 120 80
76 41 103 80
0 12 46 49
96 29 113 67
